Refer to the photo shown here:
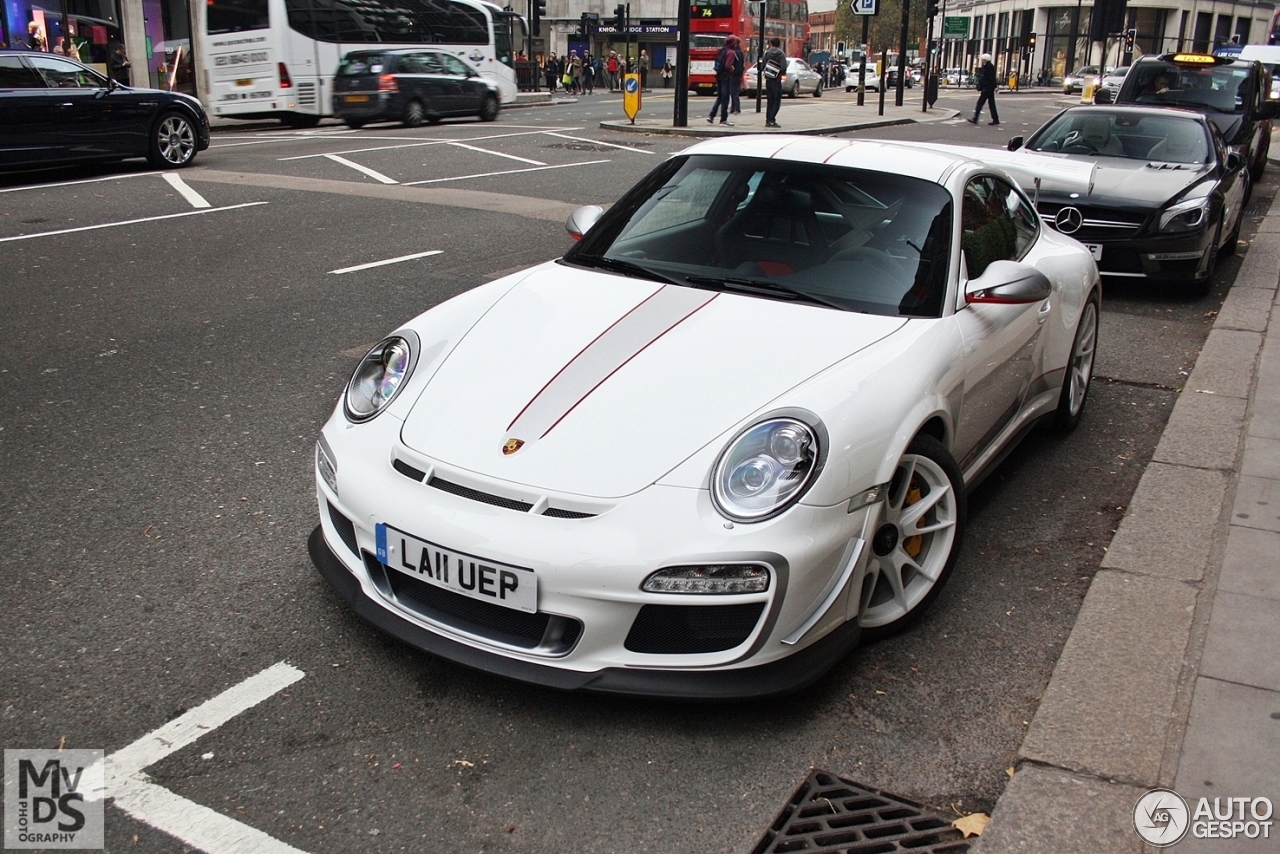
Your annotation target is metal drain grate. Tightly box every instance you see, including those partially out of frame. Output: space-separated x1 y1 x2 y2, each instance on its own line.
752 769 972 854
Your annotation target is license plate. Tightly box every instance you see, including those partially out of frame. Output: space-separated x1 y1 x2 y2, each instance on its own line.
375 523 537 613
344 94 370 103
1085 243 1103 261
235 78 253 87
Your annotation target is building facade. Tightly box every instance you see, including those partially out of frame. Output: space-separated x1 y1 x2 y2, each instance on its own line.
526 0 683 72
925 0 1275 80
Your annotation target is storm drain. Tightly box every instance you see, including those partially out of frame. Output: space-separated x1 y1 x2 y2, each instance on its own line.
752 769 972 854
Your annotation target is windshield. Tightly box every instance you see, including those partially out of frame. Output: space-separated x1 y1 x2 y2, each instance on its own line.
1126 61 1251 113
565 155 954 318
1028 110 1210 164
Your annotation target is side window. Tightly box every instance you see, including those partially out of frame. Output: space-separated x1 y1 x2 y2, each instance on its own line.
28 56 106 88
440 54 471 76
0 56 45 88
961 176 1020 279
420 52 445 73
999 178 1039 257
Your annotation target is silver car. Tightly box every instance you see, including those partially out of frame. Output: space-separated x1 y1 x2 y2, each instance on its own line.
744 57 824 97
1061 65 1113 94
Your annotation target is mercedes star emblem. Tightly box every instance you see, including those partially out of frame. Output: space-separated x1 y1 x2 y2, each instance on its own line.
1055 206 1084 234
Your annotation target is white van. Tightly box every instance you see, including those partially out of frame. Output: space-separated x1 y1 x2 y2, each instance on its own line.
1237 45 1280 99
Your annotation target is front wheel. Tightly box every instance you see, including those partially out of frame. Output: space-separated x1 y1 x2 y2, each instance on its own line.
478 94 499 122
343 118 365 130
859 435 965 640
813 80 823 97
1053 293 1099 430
403 100 427 127
787 82 799 98
147 112 198 168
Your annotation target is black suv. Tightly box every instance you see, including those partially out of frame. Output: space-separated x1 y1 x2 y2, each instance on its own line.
1099 52 1278 182
332 49 501 129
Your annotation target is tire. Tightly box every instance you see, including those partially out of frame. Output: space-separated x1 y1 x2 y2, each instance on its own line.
1220 179 1246 258
788 82 799 98
403 100 427 127
813 80 823 97
1053 293 1099 431
343 118 365 130
479 94 499 122
1250 138 1268 183
147 111 198 168
858 434 965 640
1185 222 1220 298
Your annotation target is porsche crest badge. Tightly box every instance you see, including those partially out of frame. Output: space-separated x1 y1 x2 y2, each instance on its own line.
502 438 525 456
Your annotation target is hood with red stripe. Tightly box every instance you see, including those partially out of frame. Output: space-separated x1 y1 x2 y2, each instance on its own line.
399 264 906 498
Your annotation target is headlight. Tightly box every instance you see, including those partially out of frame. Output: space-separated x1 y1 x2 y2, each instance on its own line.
711 415 824 523
344 333 418 422
1158 196 1211 232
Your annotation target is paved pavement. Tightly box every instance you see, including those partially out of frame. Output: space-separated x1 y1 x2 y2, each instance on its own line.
596 92 1280 851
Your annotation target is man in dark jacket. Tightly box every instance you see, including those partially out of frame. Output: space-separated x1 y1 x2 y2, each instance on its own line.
967 53 999 125
706 36 739 125
763 38 786 128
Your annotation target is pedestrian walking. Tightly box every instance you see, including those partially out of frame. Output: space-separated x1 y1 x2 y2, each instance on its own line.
544 52 558 92
109 43 131 85
706 35 740 126
762 37 786 128
639 49 649 90
967 53 1000 126
607 51 619 91
729 38 745 114
661 58 673 87
570 50 582 94
584 53 595 94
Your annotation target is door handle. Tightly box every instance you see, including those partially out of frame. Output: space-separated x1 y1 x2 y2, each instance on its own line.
1037 299 1051 324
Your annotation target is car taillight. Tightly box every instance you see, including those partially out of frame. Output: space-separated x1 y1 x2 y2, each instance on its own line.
278 62 292 89
378 74 398 92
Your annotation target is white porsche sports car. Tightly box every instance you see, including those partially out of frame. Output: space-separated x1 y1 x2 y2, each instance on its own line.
310 137 1101 699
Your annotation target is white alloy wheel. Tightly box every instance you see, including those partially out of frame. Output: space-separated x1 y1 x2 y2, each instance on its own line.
148 113 196 167
859 435 964 637
1054 296 1098 429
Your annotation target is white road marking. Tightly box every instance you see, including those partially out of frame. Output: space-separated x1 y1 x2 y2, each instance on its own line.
323 153 398 184
278 128 582 160
0 171 157 194
543 132 654 154
162 173 212 208
82 662 309 854
0 202 268 242
330 249 443 274
447 141 546 165
402 159 609 185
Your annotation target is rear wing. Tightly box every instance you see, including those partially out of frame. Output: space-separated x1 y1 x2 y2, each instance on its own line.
892 142 1097 200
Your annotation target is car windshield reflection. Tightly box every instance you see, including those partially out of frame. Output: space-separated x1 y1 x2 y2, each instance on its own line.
565 155 954 318
1028 110 1210 164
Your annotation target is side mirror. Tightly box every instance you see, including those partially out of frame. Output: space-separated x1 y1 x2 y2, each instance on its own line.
965 260 1053 304
1007 135 1024 151
565 205 604 240
1093 88 1114 104
1261 99 1280 120
1226 150 1245 172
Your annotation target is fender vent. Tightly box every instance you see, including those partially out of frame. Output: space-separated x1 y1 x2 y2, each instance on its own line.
752 769 972 854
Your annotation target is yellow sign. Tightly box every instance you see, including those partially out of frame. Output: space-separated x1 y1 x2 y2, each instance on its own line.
622 72 641 123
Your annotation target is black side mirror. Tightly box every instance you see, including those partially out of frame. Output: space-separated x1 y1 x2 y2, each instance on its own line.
1261 99 1280 120
1093 88 1114 104
1007 135 1024 151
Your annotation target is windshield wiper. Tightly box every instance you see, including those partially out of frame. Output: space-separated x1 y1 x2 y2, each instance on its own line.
570 255 685 286
684 275 848 310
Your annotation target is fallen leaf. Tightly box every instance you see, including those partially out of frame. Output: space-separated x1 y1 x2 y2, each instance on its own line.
1006 766 1015 778
953 812 991 838
451 759 475 768
874 689 886 696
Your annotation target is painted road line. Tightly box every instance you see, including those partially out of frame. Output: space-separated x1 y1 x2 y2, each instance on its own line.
323 153 398 184
81 662 309 854
543 132 655 154
112 776 310 854
447 142 546 165
402 159 609 186
330 249 443 275
0 171 156 194
278 128 583 161
0 202 269 242
162 173 212 208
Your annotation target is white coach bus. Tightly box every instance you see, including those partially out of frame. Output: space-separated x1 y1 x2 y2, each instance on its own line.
198 0 524 126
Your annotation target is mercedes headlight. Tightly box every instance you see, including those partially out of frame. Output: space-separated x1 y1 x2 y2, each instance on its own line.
1158 195 1211 232
344 333 418 422
711 416 824 522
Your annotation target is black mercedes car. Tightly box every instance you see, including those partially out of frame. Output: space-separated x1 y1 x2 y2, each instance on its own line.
1008 105 1247 295
332 49 500 129
0 50 210 169
1100 52 1277 183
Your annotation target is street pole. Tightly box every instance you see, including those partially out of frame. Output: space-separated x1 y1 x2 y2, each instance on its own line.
922 11 934 112
895 0 909 106
755 0 765 112
674 0 689 125
857 14 868 106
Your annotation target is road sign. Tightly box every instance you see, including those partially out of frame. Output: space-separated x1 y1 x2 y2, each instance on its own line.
622 72 641 123
852 0 877 16
942 16 969 38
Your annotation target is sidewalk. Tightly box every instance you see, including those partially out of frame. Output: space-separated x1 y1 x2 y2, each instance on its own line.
973 185 1280 852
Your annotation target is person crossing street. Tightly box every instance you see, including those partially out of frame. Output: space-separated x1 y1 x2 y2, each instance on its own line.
967 53 1000 126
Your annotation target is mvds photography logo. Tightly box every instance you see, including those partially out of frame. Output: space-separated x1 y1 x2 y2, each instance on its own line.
4 749 104 849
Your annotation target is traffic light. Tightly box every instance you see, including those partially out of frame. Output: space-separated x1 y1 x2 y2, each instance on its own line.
927 0 939 18
531 0 545 36
1124 28 1136 52
614 4 626 32
579 12 588 38
1027 32 1036 52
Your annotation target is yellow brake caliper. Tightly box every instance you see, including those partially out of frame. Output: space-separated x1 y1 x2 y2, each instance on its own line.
902 483 925 559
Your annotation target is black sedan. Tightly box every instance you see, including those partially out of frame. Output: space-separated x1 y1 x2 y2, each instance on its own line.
1008 105 1247 295
0 50 209 169
332 49 500 129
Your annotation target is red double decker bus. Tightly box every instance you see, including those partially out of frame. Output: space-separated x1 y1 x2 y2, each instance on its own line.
688 0 810 94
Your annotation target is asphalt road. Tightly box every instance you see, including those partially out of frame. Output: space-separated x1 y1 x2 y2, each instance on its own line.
0 87 1266 853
